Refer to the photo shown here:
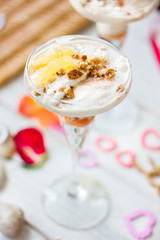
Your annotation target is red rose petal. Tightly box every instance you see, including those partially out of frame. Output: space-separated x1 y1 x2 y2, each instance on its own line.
13 128 46 165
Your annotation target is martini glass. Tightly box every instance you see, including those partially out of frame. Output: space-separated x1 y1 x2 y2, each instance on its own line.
24 35 131 229
70 0 159 133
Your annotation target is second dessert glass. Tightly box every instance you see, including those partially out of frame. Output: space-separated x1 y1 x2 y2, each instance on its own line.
24 35 131 229
70 0 159 134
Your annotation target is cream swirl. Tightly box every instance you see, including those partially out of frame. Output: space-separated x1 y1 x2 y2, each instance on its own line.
25 36 131 117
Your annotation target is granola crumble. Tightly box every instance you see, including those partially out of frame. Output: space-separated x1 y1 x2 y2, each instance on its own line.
90 57 101 64
116 84 125 92
34 91 41 97
106 68 115 80
79 63 88 71
72 54 80 60
56 68 66 76
81 55 87 61
43 86 46 93
48 77 56 84
59 87 66 92
67 69 83 79
64 87 74 99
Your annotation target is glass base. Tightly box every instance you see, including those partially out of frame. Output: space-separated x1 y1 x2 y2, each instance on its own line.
95 98 140 134
42 174 110 230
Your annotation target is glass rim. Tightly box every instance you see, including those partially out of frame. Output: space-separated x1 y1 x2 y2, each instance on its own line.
25 34 131 106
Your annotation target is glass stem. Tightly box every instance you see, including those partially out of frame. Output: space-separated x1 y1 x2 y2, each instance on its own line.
67 127 85 198
96 22 127 48
72 148 81 175
67 148 81 198
59 116 93 198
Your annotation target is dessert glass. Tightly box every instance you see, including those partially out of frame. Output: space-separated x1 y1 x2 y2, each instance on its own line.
70 0 159 48
24 35 131 229
70 0 159 133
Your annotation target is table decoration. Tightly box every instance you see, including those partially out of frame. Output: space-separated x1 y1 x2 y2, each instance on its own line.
115 150 135 168
95 135 117 152
141 128 160 150
13 128 47 167
80 149 98 168
124 210 156 239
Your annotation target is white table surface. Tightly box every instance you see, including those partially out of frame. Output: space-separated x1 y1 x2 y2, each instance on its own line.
0 11 160 240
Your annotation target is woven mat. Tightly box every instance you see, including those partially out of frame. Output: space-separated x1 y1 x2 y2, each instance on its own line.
0 0 90 87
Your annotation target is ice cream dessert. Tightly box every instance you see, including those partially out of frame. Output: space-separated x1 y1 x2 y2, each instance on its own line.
70 0 159 24
25 36 131 119
70 0 159 41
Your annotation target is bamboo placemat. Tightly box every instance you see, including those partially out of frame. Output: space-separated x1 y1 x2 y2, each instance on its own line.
0 0 90 87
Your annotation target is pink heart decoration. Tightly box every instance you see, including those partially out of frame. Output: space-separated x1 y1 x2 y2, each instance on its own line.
95 135 117 152
115 150 135 168
80 149 98 168
124 210 156 239
141 129 160 151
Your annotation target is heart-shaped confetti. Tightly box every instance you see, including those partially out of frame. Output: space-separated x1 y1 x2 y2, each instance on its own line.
115 150 135 168
124 210 156 239
95 135 117 152
80 149 98 168
141 129 160 151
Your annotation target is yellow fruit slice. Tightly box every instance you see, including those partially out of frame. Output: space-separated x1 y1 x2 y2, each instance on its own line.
30 47 75 72
32 55 74 87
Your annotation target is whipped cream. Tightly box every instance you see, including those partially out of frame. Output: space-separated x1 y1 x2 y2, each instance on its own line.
70 0 159 24
25 36 131 117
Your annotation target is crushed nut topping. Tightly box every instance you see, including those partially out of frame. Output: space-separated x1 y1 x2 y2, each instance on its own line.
67 69 83 80
116 84 125 92
48 77 56 84
72 54 80 60
81 55 87 61
87 71 93 78
56 68 66 76
106 68 115 80
59 87 66 92
79 63 88 71
64 87 74 99
45 53 116 101
43 86 46 93
90 57 101 64
34 91 41 97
